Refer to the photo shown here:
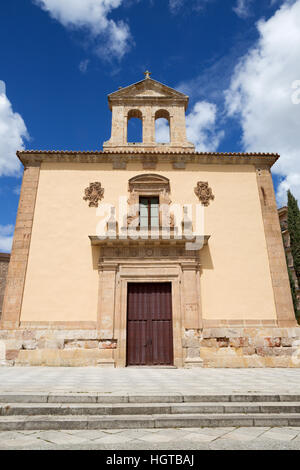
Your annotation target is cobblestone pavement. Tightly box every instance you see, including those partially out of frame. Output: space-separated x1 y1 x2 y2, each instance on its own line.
0 368 300 393
1 427 300 450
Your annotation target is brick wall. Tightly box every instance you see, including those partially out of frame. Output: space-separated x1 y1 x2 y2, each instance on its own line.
0 254 10 320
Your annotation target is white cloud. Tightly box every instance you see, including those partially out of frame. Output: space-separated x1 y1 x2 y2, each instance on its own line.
155 118 170 143
186 101 224 151
155 101 224 151
0 81 28 177
233 0 254 18
0 225 14 253
169 0 213 14
33 0 131 60
277 173 300 204
225 0 300 205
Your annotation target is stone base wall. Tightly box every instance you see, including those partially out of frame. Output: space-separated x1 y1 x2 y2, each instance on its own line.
1 326 300 367
0 330 116 367
183 327 300 368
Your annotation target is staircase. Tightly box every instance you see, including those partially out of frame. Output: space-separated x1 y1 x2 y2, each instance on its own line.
1 393 300 431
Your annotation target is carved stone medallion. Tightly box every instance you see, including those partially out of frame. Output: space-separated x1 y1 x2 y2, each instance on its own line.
194 182 215 207
83 182 104 207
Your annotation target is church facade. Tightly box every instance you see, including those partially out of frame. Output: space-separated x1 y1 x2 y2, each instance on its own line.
1 74 299 367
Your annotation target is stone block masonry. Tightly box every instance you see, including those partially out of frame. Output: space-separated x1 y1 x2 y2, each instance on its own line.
1 326 300 367
182 327 300 368
0 165 40 329
0 254 10 321
0 329 116 366
256 166 296 327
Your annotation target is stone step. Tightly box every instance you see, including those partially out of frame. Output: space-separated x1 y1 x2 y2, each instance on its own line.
1 393 300 404
1 413 300 431
2 402 300 416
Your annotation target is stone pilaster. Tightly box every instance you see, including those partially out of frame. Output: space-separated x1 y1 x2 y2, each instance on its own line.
143 106 155 144
181 262 203 330
1 164 40 329
181 261 203 368
256 166 297 327
171 107 188 144
0 254 10 320
110 106 125 145
97 262 118 339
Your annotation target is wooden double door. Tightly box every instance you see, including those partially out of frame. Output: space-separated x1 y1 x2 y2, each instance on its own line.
126 283 174 366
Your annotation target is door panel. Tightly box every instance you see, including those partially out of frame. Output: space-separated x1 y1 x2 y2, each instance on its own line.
151 320 173 365
127 283 173 366
127 320 148 365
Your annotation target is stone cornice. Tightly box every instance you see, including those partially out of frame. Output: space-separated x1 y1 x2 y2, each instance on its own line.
17 150 279 168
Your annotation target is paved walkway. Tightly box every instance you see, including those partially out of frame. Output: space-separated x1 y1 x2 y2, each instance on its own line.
1 368 300 449
1 368 300 393
1 427 300 450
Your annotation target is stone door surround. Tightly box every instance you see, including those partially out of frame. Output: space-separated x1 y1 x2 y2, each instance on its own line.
94 238 206 368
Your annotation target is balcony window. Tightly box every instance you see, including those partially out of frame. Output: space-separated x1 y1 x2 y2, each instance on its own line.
139 196 159 229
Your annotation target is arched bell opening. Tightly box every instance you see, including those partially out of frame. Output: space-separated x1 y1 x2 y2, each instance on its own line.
155 109 170 144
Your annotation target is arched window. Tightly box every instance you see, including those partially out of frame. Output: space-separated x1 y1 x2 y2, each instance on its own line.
155 109 170 143
127 174 172 230
127 109 143 143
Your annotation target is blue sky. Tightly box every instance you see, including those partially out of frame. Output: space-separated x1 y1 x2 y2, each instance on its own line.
0 0 300 251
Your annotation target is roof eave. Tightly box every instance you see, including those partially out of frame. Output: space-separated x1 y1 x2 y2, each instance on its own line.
16 150 280 168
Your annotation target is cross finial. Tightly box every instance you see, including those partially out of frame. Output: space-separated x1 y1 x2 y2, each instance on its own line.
144 70 151 79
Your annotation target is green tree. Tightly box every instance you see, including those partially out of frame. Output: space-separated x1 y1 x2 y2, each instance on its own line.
287 190 300 322
287 190 300 282
288 265 298 316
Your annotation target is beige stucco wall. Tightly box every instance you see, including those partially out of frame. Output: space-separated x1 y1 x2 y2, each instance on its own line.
20 161 276 323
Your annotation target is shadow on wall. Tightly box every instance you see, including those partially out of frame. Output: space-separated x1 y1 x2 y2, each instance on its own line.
201 244 214 270
91 246 100 271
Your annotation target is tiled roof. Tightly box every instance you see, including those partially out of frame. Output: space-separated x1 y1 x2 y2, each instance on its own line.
17 150 280 157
